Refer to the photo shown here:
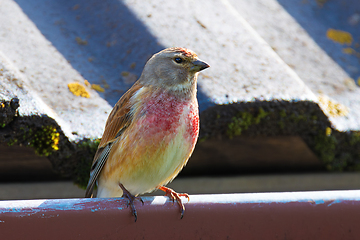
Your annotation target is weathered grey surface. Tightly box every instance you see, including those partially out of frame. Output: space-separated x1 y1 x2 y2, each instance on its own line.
0 0 359 185
0 0 111 140
6 0 317 110
231 0 360 131
120 0 317 105
0 52 55 124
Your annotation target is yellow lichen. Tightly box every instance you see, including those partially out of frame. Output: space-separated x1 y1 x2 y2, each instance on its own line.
84 80 90 87
30 126 60 156
342 48 355 54
318 94 349 117
68 82 90 98
52 131 60 151
91 84 105 92
326 29 353 45
357 77 360 86
326 127 332 137
342 48 360 58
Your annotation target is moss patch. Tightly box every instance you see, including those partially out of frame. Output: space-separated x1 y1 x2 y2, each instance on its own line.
0 97 99 187
200 100 360 171
2 97 360 186
314 130 337 169
227 107 269 138
73 139 100 189
4 123 61 157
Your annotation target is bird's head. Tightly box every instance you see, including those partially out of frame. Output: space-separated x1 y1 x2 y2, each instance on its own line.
139 47 209 93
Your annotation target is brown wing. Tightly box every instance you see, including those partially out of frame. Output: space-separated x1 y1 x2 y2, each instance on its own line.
85 82 143 198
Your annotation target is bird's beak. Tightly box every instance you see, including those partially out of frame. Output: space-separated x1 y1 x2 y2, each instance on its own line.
191 59 210 72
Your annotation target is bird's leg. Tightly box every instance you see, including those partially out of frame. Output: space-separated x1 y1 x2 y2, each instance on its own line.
119 183 144 222
158 186 189 219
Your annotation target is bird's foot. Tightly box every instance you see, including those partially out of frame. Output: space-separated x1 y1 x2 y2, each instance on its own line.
158 186 189 219
119 183 144 222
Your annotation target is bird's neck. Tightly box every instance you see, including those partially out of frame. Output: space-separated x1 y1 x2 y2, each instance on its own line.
165 73 198 100
166 81 197 100
138 71 198 101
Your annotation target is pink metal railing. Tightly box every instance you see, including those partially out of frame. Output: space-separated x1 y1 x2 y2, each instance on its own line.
1 190 360 239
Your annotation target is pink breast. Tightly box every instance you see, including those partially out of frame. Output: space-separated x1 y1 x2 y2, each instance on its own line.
139 92 199 144
185 104 199 144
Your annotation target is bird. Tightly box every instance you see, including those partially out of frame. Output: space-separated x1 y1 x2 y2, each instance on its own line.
85 47 209 222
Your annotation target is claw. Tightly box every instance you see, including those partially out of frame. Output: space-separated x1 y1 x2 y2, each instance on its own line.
119 183 143 222
158 186 189 219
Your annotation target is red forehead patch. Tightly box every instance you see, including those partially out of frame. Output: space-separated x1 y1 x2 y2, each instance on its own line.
178 48 194 57
169 47 197 58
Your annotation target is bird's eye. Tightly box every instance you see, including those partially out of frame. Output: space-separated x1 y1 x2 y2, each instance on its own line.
174 57 183 64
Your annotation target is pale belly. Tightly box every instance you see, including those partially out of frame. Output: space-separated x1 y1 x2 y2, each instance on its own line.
97 102 198 198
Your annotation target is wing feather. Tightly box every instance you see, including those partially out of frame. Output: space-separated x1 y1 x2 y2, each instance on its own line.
85 82 143 198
